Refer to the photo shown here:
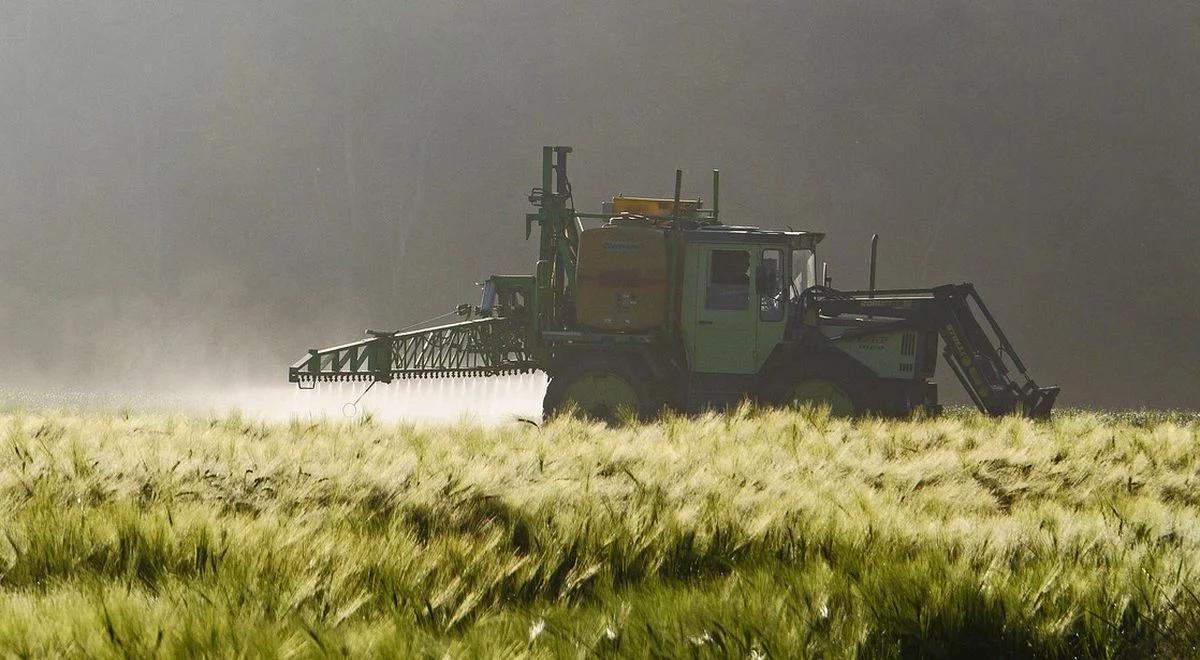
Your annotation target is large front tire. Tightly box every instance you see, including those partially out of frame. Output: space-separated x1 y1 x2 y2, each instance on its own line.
543 357 661 422
781 378 859 416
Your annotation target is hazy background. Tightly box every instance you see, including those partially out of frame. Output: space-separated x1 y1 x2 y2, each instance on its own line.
1 0 1197 409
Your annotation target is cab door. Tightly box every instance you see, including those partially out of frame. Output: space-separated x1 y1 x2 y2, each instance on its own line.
755 247 788 371
690 245 758 373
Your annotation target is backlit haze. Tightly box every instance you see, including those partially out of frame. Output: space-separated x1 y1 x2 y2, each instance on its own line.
2 1 1197 418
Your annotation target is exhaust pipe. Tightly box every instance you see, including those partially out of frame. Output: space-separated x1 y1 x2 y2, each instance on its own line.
868 233 878 295
672 169 683 221
711 169 720 223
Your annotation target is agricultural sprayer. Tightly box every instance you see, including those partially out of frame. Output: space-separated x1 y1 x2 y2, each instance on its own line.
289 146 1058 419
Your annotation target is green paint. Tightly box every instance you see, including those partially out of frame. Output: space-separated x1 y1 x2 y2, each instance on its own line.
686 243 758 374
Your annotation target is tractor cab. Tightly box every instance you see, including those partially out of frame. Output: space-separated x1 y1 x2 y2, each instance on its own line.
677 227 822 376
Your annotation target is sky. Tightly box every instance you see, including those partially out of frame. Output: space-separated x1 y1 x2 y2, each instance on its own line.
1 0 1197 408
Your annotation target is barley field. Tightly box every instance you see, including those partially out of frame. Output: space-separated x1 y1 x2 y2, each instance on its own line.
1 405 1199 657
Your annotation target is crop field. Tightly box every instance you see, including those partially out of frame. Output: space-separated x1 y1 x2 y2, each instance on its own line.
1 405 1199 657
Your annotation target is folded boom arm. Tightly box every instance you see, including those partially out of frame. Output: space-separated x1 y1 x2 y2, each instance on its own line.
288 317 535 385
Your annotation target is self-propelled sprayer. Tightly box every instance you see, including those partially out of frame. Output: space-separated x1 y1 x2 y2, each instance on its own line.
290 147 1058 420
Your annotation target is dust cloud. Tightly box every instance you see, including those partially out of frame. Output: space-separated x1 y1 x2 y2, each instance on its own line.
1 1 1198 413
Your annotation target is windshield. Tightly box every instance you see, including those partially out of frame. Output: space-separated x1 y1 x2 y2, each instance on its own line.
791 249 815 296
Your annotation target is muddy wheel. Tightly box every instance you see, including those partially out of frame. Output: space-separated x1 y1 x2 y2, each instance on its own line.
543 358 660 422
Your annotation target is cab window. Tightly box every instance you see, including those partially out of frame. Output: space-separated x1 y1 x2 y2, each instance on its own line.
706 250 750 310
791 249 815 295
758 249 784 321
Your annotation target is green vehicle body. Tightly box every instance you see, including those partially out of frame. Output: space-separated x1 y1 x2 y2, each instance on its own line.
291 146 1058 419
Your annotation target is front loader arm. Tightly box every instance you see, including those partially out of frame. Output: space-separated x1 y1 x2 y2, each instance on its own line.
806 284 1060 418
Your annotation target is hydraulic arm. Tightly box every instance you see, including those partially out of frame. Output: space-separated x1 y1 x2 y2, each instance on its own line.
929 284 1059 417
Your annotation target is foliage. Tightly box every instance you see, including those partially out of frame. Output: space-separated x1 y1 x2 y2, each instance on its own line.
1 406 1199 657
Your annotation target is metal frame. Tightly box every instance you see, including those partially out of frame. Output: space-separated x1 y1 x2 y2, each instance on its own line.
288 318 535 383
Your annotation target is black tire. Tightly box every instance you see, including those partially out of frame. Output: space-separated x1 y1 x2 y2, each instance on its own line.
543 356 664 422
761 353 868 417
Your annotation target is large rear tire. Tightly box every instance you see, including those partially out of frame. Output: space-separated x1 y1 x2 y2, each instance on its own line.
543 357 662 422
